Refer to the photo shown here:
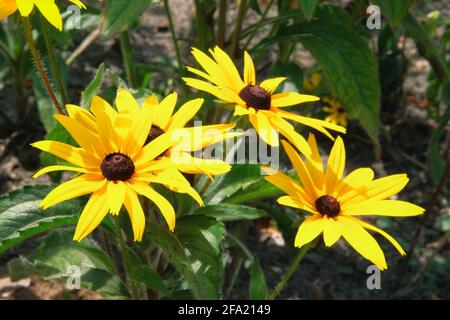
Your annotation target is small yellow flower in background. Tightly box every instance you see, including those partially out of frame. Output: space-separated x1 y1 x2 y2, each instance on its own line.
0 0 86 30
303 72 321 91
113 90 241 204
31 89 196 242
183 46 346 159
322 97 348 128
263 135 424 270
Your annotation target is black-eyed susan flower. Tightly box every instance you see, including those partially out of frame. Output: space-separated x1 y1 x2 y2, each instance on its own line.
323 97 348 128
303 72 321 91
32 90 193 242
263 135 424 270
0 0 86 30
183 46 346 158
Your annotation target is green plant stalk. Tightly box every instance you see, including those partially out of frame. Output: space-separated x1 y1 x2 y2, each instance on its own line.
268 243 311 300
163 0 183 72
114 217 140 300
21 17 64 115
193 0 207 51
243 0 275 50
119 31 137 88
231 0 248 58
217 0 227 48
41 19 68 106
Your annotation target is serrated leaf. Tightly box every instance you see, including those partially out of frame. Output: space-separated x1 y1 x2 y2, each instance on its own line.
102 0 156 38
256 20 381 154
193 204 267 221
0 185 83 253
81 63 105 108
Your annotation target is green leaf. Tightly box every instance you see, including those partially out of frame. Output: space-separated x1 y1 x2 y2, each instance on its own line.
193 204 267 221
203 164 262 204
81 63 105 108
102 0 155 38
130 265 170 296
372 0 412 28
0 185 83 254
299 0 319 21
225 177 284 204
148 215 225 299
249 0 261 15
257 20 381 153
249 258 267 300
427 106 450 185
8 231 129 299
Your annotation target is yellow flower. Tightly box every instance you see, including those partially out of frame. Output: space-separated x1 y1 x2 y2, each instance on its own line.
183 46 346 158
323 97 348 128
0 0 86 31
263 135 424 270
32 90 191 242
109 90 241 205
303 72 321 91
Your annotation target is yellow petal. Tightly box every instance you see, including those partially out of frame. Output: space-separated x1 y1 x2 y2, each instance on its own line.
33 165 88 178
271 92 319 107
134 157 174 173
40 173 105 209
248 112 279 147
243 51 256 85
16 0 33 16
294 214 323 248
366 174 409 201
53 114 103 157
322 216 341 247
169 151 231 176
69 0 86 9
281 140 319 199
154 92 177 129
342 200 425 217
336 168 374 202
338 216 387 270
134 133 177 167
211 46 245 91
123 187 146 241
73 185 109 241
116 88 140 113
31 140 100 168
91 100 119 154
260 77 286 94
348 216 405 255
270 116 312 159
35 0 63 31
183 77 232 102
66 104 97 133
0 0 17 20
324 136 345 194
277 195 307 210
107 181 126 215
128 180 176 231
305 134 324 188
167 98 203 131
124 103 153 156
234 105 250 116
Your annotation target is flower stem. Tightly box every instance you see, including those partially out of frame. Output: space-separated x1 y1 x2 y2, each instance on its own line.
119 31 137 88
163 0 183 72
41 19 68 106
217 0 227 48
268 244 311 300
243 0 275 51
21 17 64 115
231 0 248 58
114 217 139 299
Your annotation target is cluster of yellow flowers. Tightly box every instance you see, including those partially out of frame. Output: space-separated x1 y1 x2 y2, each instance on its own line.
2 1 424 270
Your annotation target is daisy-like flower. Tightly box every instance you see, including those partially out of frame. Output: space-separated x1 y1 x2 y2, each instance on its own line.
183 46 346 158
323 97 348 128
32 91 192 242
0 0 86 30
263 135 424 270
137 92 239 186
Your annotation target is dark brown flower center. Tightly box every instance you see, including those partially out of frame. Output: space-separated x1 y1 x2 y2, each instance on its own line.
238 84 271 110
145 125 165 145
315 195 341 217
100 153 135 181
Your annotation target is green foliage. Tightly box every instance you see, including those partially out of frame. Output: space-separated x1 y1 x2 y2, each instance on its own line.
372 0 412 28
298 0 319 21
0 185 82 254
81 63 105 108
193 204 267 221
249 258 267 300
